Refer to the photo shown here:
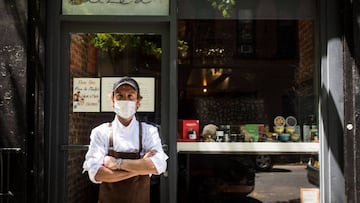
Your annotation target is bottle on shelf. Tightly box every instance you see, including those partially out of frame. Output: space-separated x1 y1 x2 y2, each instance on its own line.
224 125 231 142
302 116 310 142
309 115 318 142
188 128 197 140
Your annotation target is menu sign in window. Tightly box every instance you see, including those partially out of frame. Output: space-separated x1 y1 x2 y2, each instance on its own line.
73 78 101 112
63 0 169 16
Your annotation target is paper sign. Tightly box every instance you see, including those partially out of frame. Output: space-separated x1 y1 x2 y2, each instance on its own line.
300 188 320 203
73 78 100 112
101 77 155 112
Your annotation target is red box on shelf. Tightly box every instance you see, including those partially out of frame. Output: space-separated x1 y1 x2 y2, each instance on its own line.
178 120 200 140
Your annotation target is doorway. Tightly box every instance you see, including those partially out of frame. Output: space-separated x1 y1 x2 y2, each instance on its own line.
57 24 170 203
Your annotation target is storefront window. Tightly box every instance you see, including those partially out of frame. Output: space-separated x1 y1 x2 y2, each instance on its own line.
177 0 319 202
178 18 318 140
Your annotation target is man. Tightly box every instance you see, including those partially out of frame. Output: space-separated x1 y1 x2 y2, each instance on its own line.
83 76 168 203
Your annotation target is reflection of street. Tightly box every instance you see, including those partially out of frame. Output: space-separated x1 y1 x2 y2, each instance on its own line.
249 164 317 203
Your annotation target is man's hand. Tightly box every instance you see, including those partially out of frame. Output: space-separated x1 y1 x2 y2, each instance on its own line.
103 156 118 170
143 149 157 159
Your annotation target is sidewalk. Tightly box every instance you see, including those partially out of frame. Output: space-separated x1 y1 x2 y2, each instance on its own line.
249 164 317 203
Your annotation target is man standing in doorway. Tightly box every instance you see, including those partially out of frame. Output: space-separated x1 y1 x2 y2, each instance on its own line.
83 76 168 203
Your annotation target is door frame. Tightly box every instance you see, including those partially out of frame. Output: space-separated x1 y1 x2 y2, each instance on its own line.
46 11 178 203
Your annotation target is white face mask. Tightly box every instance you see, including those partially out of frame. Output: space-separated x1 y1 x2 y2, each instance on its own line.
114 100 137 119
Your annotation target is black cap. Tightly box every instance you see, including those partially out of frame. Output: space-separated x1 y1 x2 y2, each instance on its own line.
112 76 140 94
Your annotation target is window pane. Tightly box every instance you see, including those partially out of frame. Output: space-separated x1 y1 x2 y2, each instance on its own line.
178 19 317 129
177 0 319 202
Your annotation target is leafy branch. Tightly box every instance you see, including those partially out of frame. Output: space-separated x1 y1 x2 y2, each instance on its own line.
90 33 162 59
209 0 236 18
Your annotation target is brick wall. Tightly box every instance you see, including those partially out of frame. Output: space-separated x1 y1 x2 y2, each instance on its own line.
67 33 101 203
294 20 316 122
297 20 315 94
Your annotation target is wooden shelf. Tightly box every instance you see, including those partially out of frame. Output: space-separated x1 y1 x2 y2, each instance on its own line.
177 142 319 154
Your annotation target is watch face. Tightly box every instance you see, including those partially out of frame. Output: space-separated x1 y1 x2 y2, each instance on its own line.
285 116 297 127
115 158 122 165
274 116 285 127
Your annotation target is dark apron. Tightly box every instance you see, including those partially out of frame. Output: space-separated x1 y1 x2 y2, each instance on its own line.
99 122 150 203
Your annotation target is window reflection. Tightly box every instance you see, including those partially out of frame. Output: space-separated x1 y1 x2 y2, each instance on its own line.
178 19 316 131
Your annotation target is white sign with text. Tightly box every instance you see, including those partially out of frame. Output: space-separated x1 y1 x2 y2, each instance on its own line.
63 0 169 16
73 78 101 112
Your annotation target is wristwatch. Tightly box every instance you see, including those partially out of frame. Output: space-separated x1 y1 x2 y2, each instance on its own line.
114 158 122 170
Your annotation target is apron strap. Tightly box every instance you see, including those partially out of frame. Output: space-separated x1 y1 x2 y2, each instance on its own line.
108 122 113 150
139 121 143 154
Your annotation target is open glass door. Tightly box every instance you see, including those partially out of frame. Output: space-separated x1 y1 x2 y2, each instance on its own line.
65 32 164 203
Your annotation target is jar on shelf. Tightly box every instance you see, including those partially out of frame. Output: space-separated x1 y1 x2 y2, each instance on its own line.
216 128 224 142
224 125 231 142
188 128 197 140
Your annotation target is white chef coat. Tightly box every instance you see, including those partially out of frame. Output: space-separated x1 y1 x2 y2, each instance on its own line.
83 116 168 183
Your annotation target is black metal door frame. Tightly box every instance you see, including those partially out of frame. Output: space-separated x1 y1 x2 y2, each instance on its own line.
343 0 360 201
46 19 176 202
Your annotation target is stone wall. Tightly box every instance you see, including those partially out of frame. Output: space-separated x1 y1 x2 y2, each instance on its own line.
0 0 27 148
0 0 28 202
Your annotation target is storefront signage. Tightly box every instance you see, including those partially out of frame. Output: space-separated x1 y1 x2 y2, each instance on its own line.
101 77 155 112
73 78 101 112
62 0 169 16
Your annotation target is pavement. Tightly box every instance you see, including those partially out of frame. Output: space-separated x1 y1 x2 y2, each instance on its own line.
248 164 318 203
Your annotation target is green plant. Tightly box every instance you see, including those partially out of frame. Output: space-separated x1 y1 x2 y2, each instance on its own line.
178 40 189 51
90 33 162 59
91 34 190 59
209 0 236 18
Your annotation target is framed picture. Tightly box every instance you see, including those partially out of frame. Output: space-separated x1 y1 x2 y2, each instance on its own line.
238 20 253 43
240 44 254 54
238 20 254 57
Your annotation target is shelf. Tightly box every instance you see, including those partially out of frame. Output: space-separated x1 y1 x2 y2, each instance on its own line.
177 142 319 154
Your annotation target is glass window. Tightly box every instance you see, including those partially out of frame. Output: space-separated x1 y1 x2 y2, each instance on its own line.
177 0 319 202
178 18 317 135
66 33 162 203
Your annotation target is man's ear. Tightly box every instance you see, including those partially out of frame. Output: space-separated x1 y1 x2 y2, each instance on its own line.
136 100 141 110
109 93 115 108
